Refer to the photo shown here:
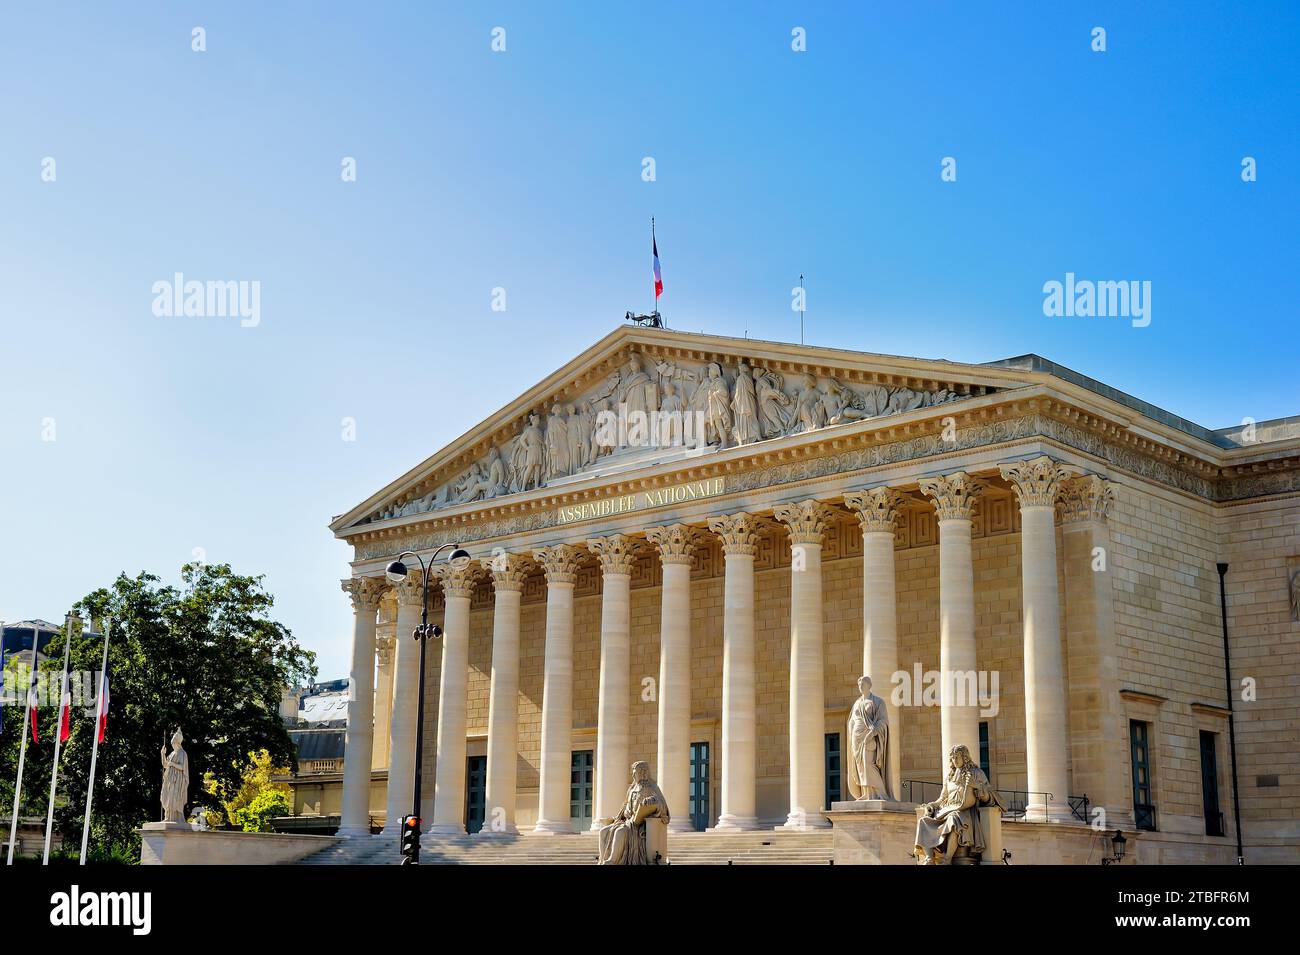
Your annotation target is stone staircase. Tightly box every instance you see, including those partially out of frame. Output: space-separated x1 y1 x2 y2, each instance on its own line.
299 828 835 866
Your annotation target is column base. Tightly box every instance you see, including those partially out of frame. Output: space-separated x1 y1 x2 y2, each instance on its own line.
475 825 519 838
667 818 694 833
529 820 577 835
778 810 830 831
590 817 613 832
710 813 762 831
426 823 466 836
335 825 374 839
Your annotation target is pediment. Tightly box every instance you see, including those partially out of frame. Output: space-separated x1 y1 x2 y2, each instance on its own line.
332 327 1034 534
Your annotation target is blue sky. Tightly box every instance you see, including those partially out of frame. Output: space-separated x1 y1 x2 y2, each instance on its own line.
2 2 1296 678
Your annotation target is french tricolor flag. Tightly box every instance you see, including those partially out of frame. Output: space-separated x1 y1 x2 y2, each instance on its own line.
652 232 663 301
58 687 72 743
27 683 39 743
96 671 110 743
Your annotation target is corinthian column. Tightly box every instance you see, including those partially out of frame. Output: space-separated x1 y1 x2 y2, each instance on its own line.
707 512 765 830
773 499 836 829
919 472 986 775
429 561 480 835
372 630 394 771
382 572 425 836
1000 456 1072 821
483 554 529 835
339 577 385 837
588 534 637 828
843 487 907 799
531 544 583 834
646 524 698 832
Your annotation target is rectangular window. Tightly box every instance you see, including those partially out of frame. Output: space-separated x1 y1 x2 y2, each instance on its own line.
1200 730 1224 837
978 721 991 780
1129 720 1157 831
465 755 486 834
570 750 594 833
825 732 841 809
689 741 710 831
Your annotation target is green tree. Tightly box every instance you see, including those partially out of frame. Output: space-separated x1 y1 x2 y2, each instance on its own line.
203 748 291 829
0 563 315 860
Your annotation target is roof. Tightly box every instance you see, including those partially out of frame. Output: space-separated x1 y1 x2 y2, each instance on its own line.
290 727 346 762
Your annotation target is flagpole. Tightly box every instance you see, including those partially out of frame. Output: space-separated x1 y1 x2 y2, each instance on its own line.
80 618 110 865
651 217 656 322
799 273 805 345
42 612 76 864
6 638 40 864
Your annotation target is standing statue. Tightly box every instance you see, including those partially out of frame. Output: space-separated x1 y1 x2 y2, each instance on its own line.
160 729 190 824
731 361 761 446
659 380 685 446
546 404 570 478
695 362 732 448
913 744 1005 865
791 375 826 433
597 761 669 865
846 676 893 801
513 413 547 491
565 404 585 472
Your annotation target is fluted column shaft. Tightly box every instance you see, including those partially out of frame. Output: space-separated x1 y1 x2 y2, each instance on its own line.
339 578 384 836
647 525 697 832
844 488 907 799
775 500 835 829
429 564 479 834
532 545 583 834
709 513 764 830
1001 456 1072 820
372 632 394 771
589 535 637 828
920 473 986 773
483 556 528 834
382 576 425 835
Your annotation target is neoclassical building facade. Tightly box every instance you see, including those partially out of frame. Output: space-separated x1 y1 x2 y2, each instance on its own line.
330 326 1299 864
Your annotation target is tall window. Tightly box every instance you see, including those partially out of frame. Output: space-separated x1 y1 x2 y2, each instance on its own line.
465 755 486 834
1200 731 1224 837
978 722 991 780
689 742 710 831
825 733 842 809
1129 720 1157 831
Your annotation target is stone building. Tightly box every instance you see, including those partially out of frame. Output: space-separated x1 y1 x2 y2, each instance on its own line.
328 326 1298 863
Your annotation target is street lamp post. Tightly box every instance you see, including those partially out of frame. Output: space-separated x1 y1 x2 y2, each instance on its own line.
385 543 471 864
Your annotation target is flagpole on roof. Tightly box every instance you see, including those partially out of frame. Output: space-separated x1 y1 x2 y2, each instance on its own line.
80 617 111 865
42 611 76 864
6 632 40 864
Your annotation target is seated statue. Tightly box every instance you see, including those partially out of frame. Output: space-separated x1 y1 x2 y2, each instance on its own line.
597 761 669 865
914 744 1005 865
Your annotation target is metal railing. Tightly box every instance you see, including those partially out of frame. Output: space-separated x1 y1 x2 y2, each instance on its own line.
901 780 1091 823
1205 810 1224 837
1134 803 1158 831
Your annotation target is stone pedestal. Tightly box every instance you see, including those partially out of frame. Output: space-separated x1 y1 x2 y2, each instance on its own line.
138 825 336 865
826 801 920 865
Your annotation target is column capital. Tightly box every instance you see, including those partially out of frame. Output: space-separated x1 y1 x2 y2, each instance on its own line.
645 524 699 565
1057 474 1116 524
587 534 638 576
341 576 386 612
708 511 766 556
436 561 481 600
533 544 584 585
843 487 909 534
392 571 427 608
918 472 986 522
486 552 532 593
999 455 1072 508
772 499 836 545
375 634 395 667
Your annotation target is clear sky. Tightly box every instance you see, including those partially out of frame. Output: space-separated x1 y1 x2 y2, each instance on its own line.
2 2 1296 679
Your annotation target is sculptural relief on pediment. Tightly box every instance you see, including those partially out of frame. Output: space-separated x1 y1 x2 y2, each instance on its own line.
365 349 974 523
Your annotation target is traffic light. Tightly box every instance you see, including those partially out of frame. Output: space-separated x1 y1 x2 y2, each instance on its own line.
400 814 421 864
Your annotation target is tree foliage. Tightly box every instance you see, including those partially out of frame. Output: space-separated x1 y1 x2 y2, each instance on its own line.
0 563 315 858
